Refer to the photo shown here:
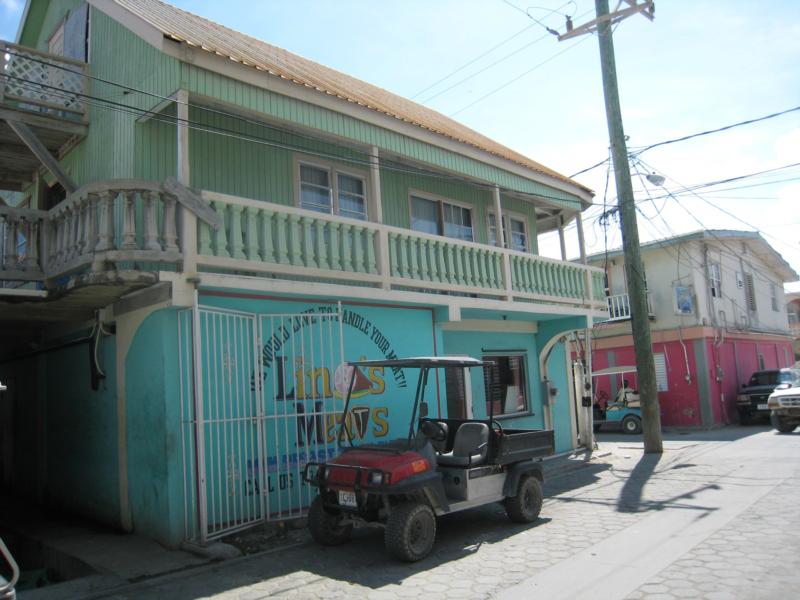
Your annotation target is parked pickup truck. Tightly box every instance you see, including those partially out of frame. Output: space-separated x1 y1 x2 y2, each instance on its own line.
736 368 800 423
767 384 800 433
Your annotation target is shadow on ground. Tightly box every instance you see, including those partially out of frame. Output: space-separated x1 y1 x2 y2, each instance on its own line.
120 462 614 597
595 424 771 444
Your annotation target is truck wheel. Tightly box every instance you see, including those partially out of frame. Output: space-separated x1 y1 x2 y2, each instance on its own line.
771 414 797 434
505 476 543 523
308 496 352 546
622 415 642 434
385 502 436 562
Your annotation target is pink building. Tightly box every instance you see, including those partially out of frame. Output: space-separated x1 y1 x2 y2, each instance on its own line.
587 230 798 427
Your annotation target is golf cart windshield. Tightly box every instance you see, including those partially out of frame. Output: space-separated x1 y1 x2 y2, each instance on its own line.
339 357 493 450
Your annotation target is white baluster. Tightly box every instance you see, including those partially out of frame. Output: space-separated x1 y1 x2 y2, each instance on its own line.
161 195 179 252
121 190 137 250
94 192 115 252
143 190 161 251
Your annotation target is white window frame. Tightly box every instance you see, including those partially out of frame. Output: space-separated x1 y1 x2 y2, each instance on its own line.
709 262 721 299
407 189 474 242
770 284 779 312
487 207 530 253
295 156 369 221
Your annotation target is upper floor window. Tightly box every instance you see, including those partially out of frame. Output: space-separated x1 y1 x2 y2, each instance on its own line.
488 212 528 253
709 262 721 299
298 162 367 220
410 194 473 242
770 284 779 312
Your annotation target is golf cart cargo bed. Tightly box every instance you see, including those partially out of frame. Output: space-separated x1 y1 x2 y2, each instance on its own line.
495 429 554 464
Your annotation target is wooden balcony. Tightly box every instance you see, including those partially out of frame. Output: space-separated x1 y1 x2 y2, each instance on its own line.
0 41 88 190
0 180 608 324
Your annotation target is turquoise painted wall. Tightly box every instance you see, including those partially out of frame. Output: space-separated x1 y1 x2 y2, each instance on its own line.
545 341 574 453
440 330 548 432
125 308 185 547
0 333 120 525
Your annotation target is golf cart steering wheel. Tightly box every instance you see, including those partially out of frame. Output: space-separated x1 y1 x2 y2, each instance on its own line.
491 419 504 433
420 420 448 442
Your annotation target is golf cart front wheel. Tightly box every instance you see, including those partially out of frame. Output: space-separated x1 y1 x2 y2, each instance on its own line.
622 415 642 434
308 496 353 546
505 475 543 523
385 502 436 562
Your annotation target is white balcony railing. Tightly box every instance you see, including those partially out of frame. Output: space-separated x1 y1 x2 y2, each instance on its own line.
605 292 654 321
0 179 609 312
0 40 88 123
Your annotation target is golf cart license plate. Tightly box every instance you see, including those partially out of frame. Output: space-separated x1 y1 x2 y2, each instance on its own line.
338 490 357 507
757 403 768 410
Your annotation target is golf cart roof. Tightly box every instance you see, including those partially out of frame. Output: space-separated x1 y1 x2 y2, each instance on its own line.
348 356 491 368
592 365 638 377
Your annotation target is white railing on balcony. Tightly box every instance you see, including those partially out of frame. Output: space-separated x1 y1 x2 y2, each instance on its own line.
0 40 88 122
0 181 182 283
197 190 608 308
0 181 608 311
605 292 655 321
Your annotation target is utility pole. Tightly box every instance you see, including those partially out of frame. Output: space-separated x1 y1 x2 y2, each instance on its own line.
558 0 663 453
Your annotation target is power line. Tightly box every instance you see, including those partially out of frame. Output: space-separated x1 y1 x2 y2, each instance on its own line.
449 35 590 117
630 105 800 157
410 20 539 100
420 30 554 105
570 105 800 181
0 68 585 209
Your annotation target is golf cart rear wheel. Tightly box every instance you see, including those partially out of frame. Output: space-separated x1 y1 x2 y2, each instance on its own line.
308 496 353 546
622 415 642 434
505 476 543 523
385 502 436 562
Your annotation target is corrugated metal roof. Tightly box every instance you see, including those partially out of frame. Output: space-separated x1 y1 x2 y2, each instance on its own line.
112 0 591 195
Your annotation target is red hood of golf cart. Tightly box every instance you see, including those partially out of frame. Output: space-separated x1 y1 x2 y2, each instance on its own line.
325 448 431 488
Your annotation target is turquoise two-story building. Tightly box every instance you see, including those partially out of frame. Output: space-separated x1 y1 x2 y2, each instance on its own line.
0 0 606 547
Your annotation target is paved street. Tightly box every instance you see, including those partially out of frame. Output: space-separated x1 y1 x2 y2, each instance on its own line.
95 426 800 600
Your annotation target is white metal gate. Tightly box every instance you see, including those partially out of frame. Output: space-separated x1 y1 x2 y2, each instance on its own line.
180 300 345 543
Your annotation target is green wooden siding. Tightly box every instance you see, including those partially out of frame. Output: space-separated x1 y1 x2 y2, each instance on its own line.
32 0 84 52
182 63 582 210
44 5 581 230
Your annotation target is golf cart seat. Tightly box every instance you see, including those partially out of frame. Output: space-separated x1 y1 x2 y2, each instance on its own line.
437 422 489 467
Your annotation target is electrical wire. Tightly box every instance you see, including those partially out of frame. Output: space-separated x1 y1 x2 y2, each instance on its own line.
1 51 590 209
411 20 540 100
629 105 800 157
571 105 800 182
450 34 591 117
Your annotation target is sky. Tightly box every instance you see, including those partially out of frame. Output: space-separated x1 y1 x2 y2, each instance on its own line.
1 0 798 291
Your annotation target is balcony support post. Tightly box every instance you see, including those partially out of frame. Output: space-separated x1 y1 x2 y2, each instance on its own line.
558 213 568 261
371 149 391 289
576 212 592 303
5 118 77 193
494 186 513 300
176 89 196 273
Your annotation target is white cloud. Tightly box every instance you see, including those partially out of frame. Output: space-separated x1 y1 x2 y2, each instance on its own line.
0 0 21 13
